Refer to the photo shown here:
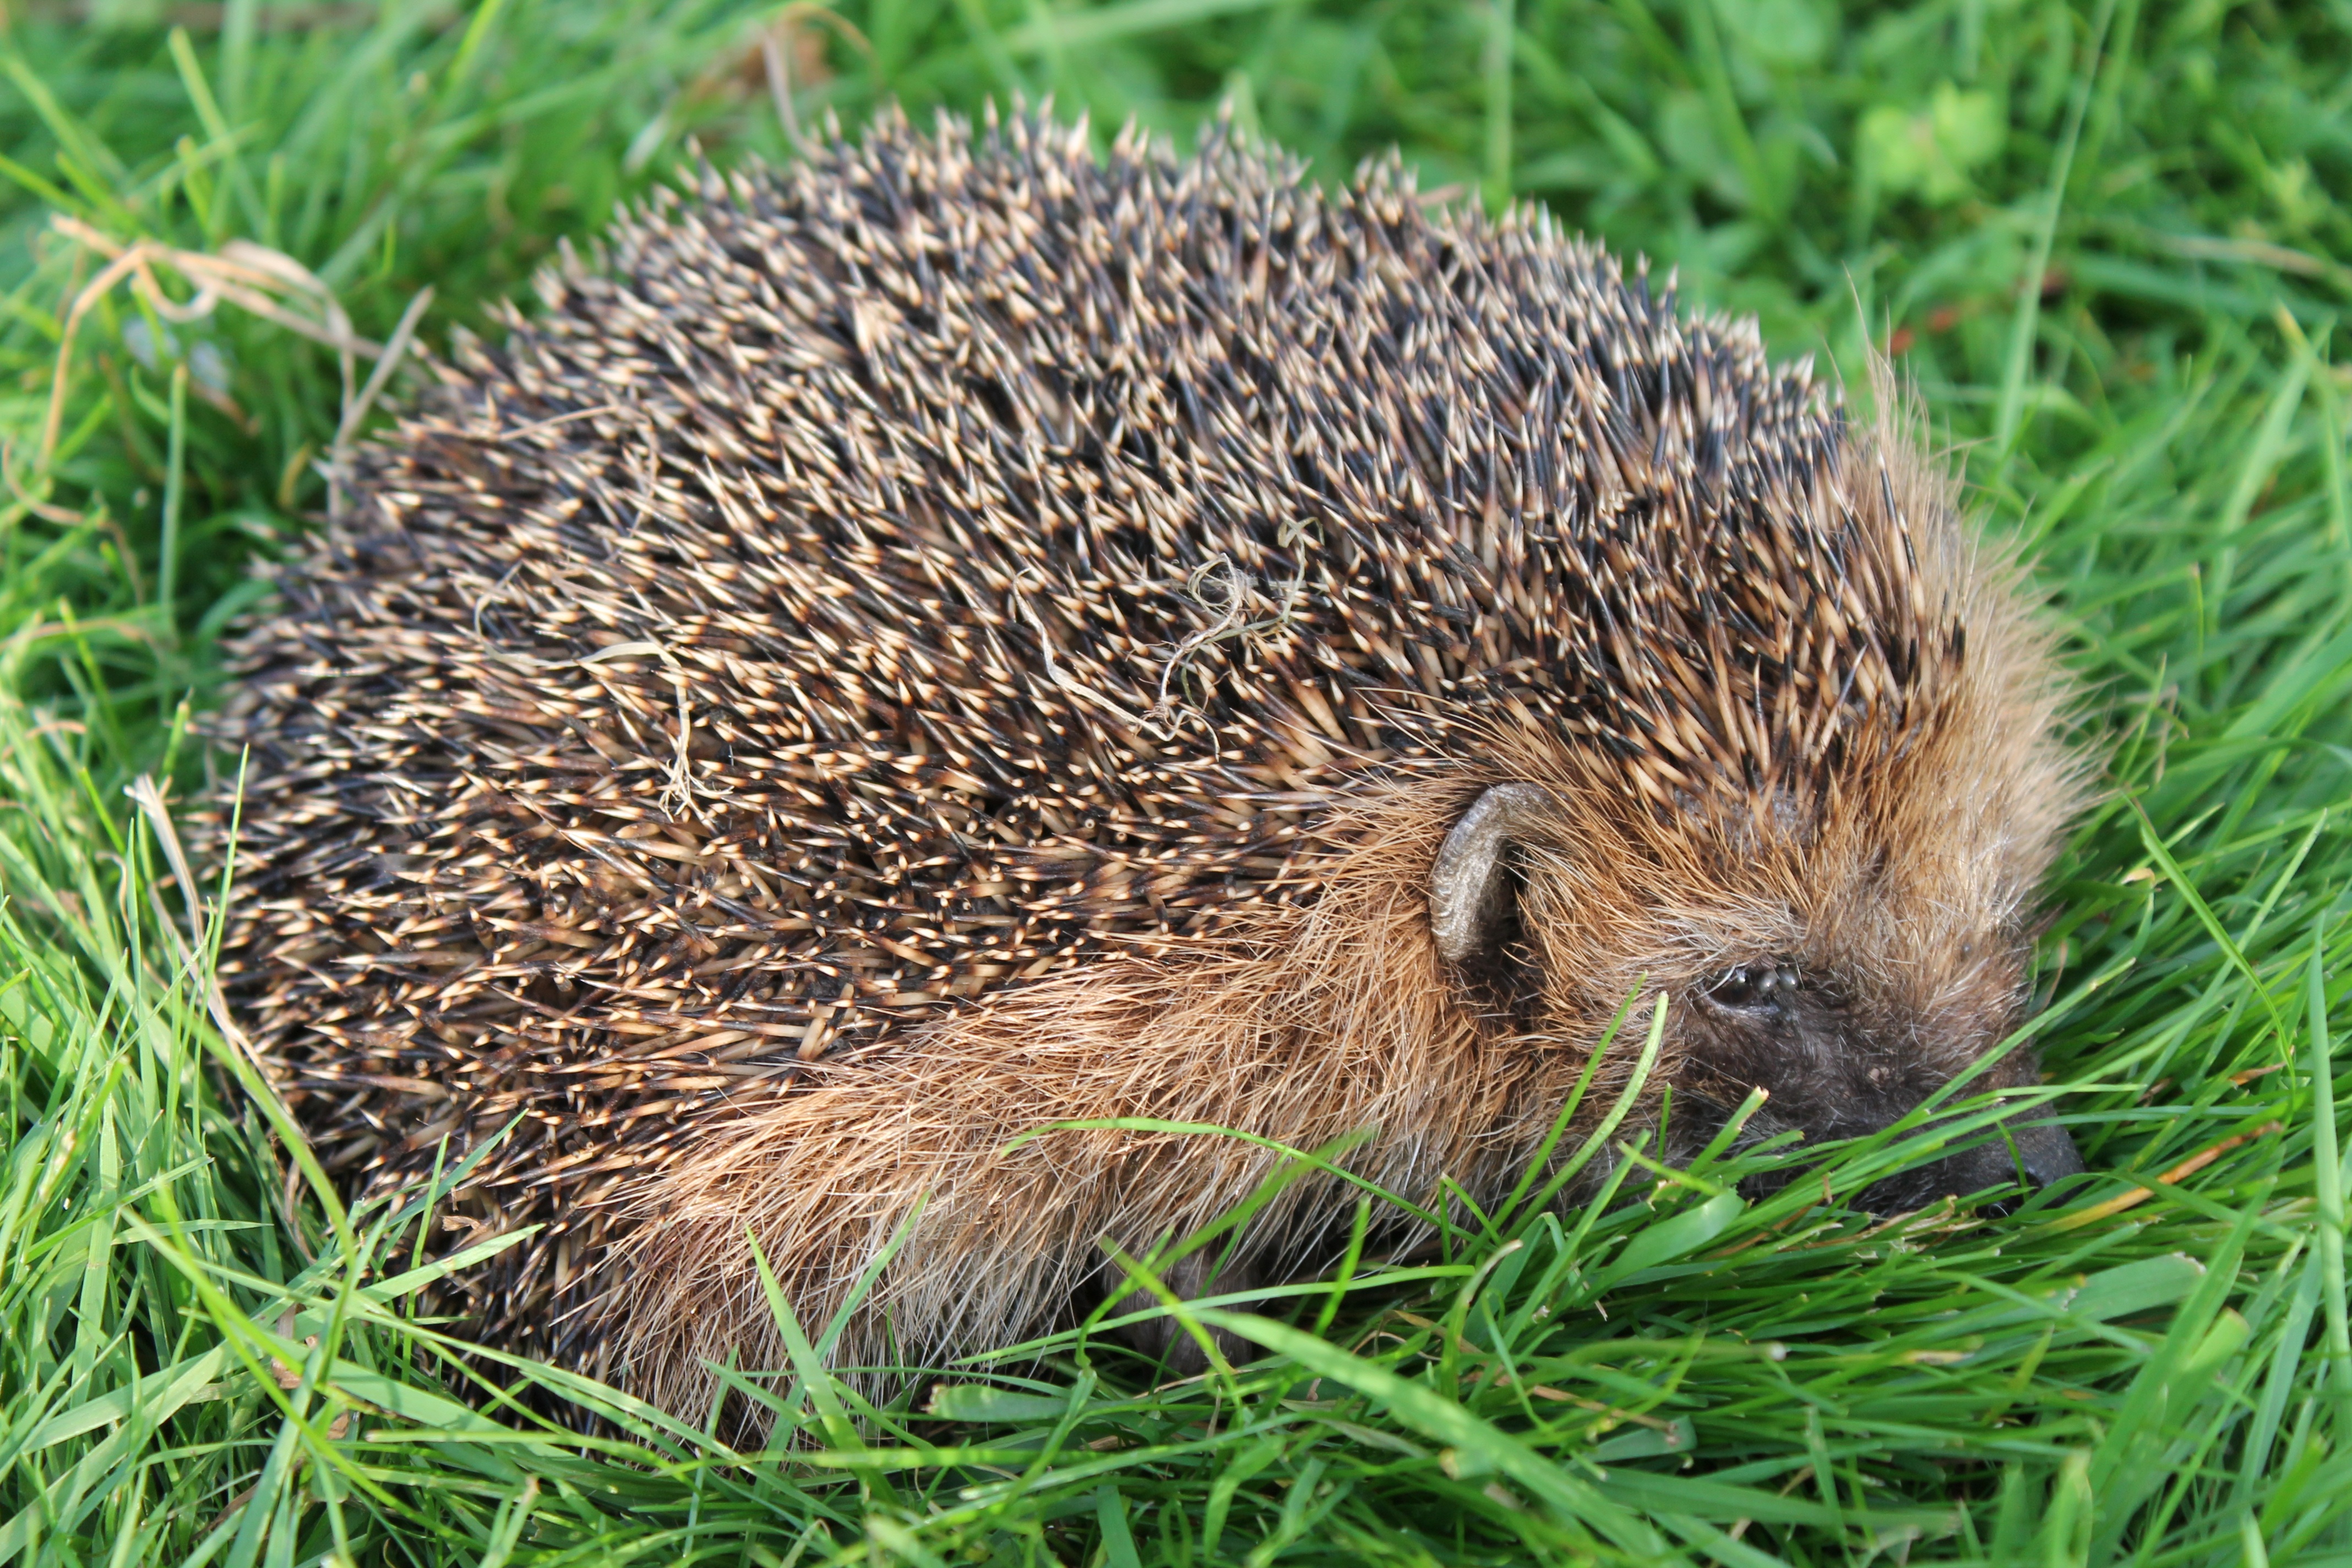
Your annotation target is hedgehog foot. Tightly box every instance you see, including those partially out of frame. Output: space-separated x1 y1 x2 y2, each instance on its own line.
1099 1248 1261 1378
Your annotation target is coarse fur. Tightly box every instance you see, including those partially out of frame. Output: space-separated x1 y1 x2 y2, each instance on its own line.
209 107 2085 1419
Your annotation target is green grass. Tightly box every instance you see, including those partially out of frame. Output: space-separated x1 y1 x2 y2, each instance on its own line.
3 0 2350 1562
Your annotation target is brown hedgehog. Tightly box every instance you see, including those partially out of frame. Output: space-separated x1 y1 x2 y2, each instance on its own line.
213 107 2084 1415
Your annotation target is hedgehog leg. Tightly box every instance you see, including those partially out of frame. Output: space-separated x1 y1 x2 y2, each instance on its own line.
1099 1248 1261 1376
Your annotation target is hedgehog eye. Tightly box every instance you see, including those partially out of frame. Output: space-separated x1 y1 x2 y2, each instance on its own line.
1706 960 1799 1012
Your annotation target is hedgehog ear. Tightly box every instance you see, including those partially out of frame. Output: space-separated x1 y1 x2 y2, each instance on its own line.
1429 783 1554 966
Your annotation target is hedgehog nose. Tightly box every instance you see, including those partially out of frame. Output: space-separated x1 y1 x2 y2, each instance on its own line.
2011 1118 2084 1190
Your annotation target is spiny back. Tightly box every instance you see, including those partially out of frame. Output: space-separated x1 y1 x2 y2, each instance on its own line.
218 108 1966 1370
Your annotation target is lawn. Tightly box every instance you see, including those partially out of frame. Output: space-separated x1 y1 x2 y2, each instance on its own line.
2 0 2350 1563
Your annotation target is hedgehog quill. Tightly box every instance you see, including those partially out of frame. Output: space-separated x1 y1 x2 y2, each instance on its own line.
214 108 2086 1415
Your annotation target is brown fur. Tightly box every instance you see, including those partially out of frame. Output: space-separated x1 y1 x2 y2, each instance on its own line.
208 109 2083 1419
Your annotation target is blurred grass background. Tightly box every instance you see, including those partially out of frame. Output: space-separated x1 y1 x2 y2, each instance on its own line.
2 0 2350 1563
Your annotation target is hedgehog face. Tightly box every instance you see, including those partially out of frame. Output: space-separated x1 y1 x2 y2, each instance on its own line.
1432 781 2082 1215
1665 942 2080 1214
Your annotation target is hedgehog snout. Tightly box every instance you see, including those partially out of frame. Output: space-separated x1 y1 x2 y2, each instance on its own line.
1854 1109 2084 1218
1653 950 2086 1217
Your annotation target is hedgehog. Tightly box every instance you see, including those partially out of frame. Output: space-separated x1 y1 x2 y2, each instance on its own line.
210 106 2086 1417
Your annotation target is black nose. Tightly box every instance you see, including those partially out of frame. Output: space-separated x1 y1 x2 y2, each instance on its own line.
2011 1117 2084 1189
1846 1113 2086 1218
